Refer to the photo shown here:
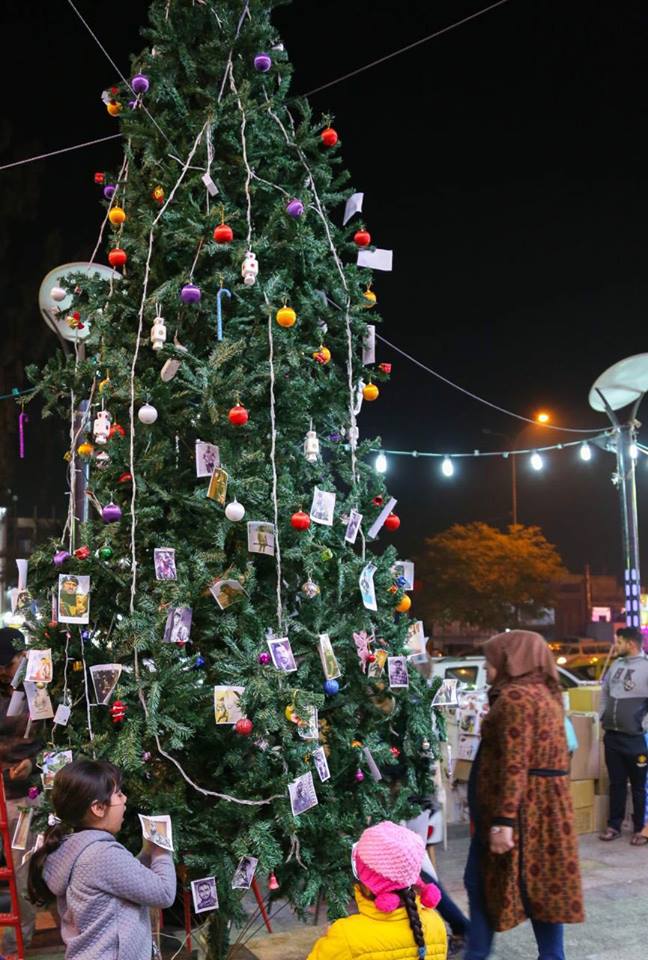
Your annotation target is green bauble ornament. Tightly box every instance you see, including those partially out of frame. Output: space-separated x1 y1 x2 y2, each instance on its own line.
99 546 114 561
320 548 333 562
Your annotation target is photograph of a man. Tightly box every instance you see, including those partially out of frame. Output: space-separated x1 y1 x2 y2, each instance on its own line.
57 575 90 624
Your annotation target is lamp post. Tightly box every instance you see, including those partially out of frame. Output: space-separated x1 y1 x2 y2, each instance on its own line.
483 415 551 527
589 355 648 632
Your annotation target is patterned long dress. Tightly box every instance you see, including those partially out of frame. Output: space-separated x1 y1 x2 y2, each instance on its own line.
475 682 585 931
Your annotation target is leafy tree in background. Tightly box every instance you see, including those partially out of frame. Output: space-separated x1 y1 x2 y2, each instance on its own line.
417 522 566 630
21 2 436 956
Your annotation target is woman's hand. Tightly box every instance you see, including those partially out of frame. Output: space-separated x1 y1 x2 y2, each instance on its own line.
489 825 515 855
8 758 32 780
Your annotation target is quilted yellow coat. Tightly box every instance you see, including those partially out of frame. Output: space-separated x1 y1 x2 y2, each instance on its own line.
307 887 447 960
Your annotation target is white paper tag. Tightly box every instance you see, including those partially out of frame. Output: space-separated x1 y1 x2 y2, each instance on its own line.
363 747 383 782
367 497 397 539
202 173 219 197
362 325 376 365
53 704 71 726
7 690 26 717
357 248 393 271
343 192 364 225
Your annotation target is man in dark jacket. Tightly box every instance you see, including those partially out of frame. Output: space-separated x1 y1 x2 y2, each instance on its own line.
599 626 648 845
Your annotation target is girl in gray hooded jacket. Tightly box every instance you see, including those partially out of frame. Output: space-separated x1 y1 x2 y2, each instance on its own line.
28 759 176 960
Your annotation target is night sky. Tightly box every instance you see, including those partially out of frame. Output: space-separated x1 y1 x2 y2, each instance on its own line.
1 0 648 578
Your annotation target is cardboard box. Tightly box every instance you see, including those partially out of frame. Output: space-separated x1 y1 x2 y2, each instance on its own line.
573 804 596 835
595 738 609 795
568 713 601 780
457 734 480 762
594 794 609 832
568 685 602 714
570 778 595 809
453 759 473 782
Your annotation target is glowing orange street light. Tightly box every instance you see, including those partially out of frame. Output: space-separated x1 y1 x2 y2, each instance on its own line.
536 411 551 424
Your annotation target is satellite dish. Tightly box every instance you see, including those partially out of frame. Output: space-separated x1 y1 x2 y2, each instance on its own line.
38 262 121 346
588 353 648 412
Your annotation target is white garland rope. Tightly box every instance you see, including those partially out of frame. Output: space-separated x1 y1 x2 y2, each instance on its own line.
264 97 358 482
229 67 254 249
79 627 95 744
89 145 131 267
265 298 284 632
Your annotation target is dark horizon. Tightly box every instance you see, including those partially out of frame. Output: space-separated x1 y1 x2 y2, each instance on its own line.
2 0 648 580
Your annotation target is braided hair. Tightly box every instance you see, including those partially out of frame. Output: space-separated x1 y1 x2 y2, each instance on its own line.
401 886 427 959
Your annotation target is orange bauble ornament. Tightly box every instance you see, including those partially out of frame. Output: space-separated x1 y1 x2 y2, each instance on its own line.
77 441 94 458
108 207 126 226
107 101 122 117
312 345 331 364
395 595 412 613
276 305 297 328
363 382 379 401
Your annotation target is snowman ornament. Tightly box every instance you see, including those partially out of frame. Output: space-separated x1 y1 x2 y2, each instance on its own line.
241 251 259 286
150 316 167 351
93 409 112 445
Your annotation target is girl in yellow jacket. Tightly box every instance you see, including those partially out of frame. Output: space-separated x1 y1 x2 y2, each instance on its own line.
308 820 447 960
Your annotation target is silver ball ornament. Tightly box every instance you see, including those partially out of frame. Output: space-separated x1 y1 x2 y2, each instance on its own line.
225 500 246 522
138 403 158 424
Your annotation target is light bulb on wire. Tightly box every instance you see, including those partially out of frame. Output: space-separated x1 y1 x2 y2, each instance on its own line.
375 453 387 474
530 451 543 471
629 443 638 460
579 442 592 462
441 456 454 477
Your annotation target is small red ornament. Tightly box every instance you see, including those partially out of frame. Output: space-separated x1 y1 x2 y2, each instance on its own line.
268 872 279 891
372 496 384 507
384 513 401 531
354 229 371 248
110 86 119 96
291 510 311 531
378 362 392 374
74 546 91 560
47 619 58 629
110 700 127 723
108 248 127 267
108 423 126 439
94 172 105 184
235 718 254 736
321 127 338 147
214 223 234 244
390 746 401 758
367 653 376 663
228 403 249 426
117 471 133 484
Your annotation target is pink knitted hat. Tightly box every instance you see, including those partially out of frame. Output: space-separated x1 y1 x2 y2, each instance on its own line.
355 821 441 913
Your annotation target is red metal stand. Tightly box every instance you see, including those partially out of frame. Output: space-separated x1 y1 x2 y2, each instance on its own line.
0 776 25 960
251 877 272 934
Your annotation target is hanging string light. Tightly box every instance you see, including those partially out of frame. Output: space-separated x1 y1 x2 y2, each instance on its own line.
580 442 592 462
530 452 544 471
375 453 388 473
441 456 454 477
629 442 639 460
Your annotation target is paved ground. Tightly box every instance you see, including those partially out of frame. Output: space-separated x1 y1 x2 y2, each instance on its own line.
16 824 648 959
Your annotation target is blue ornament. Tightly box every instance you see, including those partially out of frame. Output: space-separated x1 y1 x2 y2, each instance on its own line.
323 679 339 696
81 629 90 641
395 575 408 588
194 654 206 668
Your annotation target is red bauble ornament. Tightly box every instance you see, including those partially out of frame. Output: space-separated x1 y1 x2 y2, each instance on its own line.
74 546 91 560
384 513 401 531
228 403 249 426
108 423 126 439
321 127 338 147
367 653 376 663
214 223 234 243
117 471 133 484
94 172 105 184
108 248 127 267
235 718 254 736
291 510 311 531
378 362 392 374
354 229 371 247
372 496 384 507
390 746 401 758
268 872 280 891
110 700 127 723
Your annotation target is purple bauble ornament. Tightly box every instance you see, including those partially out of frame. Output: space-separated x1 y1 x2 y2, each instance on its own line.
131 73 150 94
103 184 116 200
102 502 122 524
128 100 138 110
28 786 40 800
53 549 71 568
142 751 152 762
286 198 304 219
328 432 342 443
323 679 339 696
354 769 365 783
180 283 201 304
258 651 271 665
254 53 272 72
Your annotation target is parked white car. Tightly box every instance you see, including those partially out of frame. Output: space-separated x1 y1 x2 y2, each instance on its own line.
429 655 594 691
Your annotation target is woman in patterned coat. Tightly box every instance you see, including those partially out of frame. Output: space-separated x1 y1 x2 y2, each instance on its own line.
464 630 584 960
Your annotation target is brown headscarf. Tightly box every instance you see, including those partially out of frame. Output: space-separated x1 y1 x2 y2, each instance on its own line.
483 630 562 704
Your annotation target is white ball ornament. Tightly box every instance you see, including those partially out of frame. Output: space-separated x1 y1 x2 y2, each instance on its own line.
225 500 246 522
51 285 67 302
138 403 158 424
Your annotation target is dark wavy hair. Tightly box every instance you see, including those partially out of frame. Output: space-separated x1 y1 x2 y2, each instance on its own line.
28 759 122 906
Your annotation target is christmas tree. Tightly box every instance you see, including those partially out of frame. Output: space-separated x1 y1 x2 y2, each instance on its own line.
25 1 437 955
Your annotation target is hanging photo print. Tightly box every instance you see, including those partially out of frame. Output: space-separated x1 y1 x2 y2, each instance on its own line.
387 655 409 689
405 620 428 662
318 633 341 680
154 548 177 581
312 746 331 783
288 771 318 816
162 607 192 645
24 681 54 721
191 876 219 913
359 562 378 611
432 678 459 707
195 441 220 478
231 856 258 890
247 521 276 556
209 578 246 610
57 574 90 624
310 487 336 526
25 648 53 684
267 636 297 673
392 560 415 591
207 467 229 505
11 809 33 851
90 664 123 705
297 706 319 740
138 814 174 852
344 509 363 545
41 750 73 790
367 648 388 679
213 686 245 724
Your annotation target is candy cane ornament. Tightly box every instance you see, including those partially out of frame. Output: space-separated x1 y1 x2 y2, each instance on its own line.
18 407 28 459
216 286 232 341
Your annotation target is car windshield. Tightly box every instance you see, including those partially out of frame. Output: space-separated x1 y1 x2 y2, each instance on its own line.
444 665 479 688
563 663 601 682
